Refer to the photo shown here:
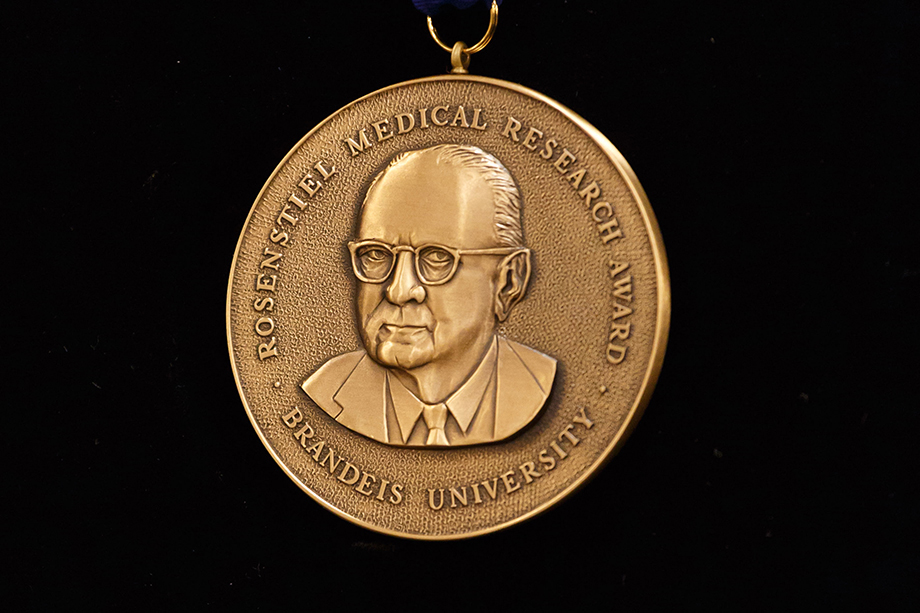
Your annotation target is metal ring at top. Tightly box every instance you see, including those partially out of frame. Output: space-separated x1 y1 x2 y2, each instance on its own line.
427 0 498 55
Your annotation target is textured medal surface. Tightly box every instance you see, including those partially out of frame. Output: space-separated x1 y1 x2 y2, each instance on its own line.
227 75 669 539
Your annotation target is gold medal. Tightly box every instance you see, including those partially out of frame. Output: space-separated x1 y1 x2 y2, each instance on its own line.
227 1 669 538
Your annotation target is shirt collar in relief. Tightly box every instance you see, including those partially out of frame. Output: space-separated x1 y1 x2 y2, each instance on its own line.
387 336 498 442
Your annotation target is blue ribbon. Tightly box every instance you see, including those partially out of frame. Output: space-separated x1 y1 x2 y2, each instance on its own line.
412 0 502 17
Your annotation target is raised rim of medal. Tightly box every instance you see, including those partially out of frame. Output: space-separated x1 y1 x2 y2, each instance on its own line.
226 74 672 540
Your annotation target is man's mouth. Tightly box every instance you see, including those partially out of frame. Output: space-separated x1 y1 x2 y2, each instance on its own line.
379 324 430 342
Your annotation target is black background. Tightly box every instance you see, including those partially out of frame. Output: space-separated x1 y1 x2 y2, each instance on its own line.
6 0 919 609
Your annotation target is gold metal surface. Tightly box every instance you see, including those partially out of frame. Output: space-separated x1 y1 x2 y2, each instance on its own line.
227 74 670 539
428 0 498 55
450 41 471 74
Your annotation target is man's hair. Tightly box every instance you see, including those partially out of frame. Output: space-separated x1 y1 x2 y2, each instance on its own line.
364 144 524 248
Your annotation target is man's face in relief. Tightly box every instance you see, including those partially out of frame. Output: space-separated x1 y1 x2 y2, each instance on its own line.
353 152 504 372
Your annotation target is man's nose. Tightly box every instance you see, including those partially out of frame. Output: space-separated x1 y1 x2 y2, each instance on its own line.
386 251 427 305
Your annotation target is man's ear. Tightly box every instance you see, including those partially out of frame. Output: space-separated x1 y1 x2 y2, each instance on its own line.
494 249 531 322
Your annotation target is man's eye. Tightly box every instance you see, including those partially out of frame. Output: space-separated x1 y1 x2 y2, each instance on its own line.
360 248 389 262
420 248 452 265
418 248 455 282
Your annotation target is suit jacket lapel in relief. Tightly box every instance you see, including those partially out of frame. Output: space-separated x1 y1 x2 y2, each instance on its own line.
495 338 556 440
332 355 389 443
300 351 390 444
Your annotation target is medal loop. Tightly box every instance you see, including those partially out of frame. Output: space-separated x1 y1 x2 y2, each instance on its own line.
450 41 471 74
427 0 498 55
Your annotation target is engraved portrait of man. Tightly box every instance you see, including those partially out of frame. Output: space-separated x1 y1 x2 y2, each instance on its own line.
302 144 556 447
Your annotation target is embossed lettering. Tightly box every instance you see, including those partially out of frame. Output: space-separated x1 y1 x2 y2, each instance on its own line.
609 322 631 341
501 470 521 494
553 148 577 173
254 317 274 337
470 108 487 130
320 447 343 475
372 118 394 142
346 128 373 156
429 409 597 510
566 168 586 189
559 424 581 446
269 228 290 246
450 106 470 128
356 472 376 496
579 181 601 206
260 248 282 270
502 116 522 141
255 273 277 292
597 217 623 243
606 344 627 365
449 486 468 507
541 138 558 160
539 448 557 471
304 440 325 461
253 297 274 312
288 193 308 211
337 462 361 485
549 440 568 459
314 160 337 180
282 407 303 428
276 202 298 226
298 175 322 198
613 276 633 303
257 337 278 360
428 488 445 510
395 112 415 134
608 260 630 278
293 422 314 446
470 482 483 504
431 105 449 126
573 407 595 429
592 201 613 222
481 477 499 500
522 126 543 150
519 461 542 484
279 423 407 505
612 303 633 319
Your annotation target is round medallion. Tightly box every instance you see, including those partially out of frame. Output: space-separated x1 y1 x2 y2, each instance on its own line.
227 75 670 539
